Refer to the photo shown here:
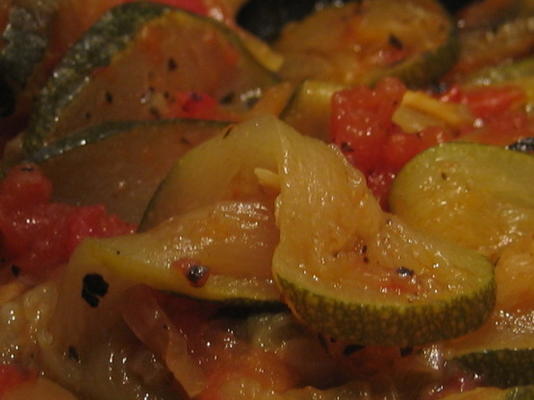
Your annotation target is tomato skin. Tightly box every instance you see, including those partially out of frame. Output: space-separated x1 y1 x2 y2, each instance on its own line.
330 78 457 205
330 77 406 175
0 164 135 279
0 365 35 397
330 78 531 207
366 169 396 210
441 84 527 119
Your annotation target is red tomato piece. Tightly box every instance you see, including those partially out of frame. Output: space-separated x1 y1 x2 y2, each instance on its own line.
330 77 406 175
441 84 527 119
0 164 135 279
0 365 35 397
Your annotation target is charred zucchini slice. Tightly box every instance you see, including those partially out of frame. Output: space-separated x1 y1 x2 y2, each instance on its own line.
142 116 495 346
29 119 227 224
24 1 278 154
272 0 458 87
389 142 534 260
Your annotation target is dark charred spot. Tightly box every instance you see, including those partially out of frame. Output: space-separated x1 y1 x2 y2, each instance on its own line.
85 112 92 120
223 125 234 139
360 245 367 255
317 334 328 349
343 344 365 356
340 142 354 153
149 107 162 119
19 165 34 172
81 273 109 308
11 265 20 277
245 96 260 109
167 57 178 71
507 137 534 153
363 256 369 264
400 346 413 357
220 92 235 105
396 266 414 278
105 91 113 104
190 92 202 103
441 172 448 180
388 34 404 49
115 250 121 255
186 264 210 287
173 259 210 287
67 345 80 362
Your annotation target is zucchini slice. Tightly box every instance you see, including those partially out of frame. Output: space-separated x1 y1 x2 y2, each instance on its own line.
142 115 495 346
272 0 458 87
69 199 281 306
440 386 534 400
389 142 534 260
280 80 344 141
0 0 57 92
445 309 534 388
29 119 227 224
0 0 58 119
443 235 534 388
24 2 278 154
446 14 534 82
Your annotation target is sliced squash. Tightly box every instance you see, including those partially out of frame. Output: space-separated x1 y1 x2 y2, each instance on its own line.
142 115 495 346
24 2 278 154
272 0 458 87
443 236 534 388
440 386 534 400
280 80 344 141
29 119 227 224
445 14 534 82
389 142 534 260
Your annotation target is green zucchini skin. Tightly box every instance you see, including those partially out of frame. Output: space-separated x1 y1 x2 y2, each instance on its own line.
277 271 495 347
24 1 279 155
0 1 58 116
506 385 534 400
455 349 534 388
29 119 228 225
25 2 169 153
380 24 460 88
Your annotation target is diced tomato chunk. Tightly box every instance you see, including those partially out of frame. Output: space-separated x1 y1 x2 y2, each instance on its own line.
330 78 457 205
0 164 135 279
330 78 531 207
330 77 406 175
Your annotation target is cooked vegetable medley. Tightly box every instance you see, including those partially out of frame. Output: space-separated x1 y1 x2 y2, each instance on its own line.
0 0 533 398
